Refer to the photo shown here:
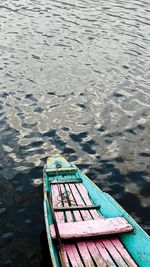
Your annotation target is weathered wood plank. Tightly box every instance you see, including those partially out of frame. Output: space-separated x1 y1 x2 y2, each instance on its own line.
53 184 83 267
61 184 90 267
52 182 135 266
65 244 84 267
101 239 129 267
76 241 95 267
65 184 82 221
77 184 137 266
52 184 65 223
95 240 117 267
69 184 92 220
50 217 134 239
85 240 107 267
76 183 101 219
111 238 138 267
50 169 137 267
60 184 73 222
63 184 96 266
52 185 71 266
69 183 111 265
62 244 70 267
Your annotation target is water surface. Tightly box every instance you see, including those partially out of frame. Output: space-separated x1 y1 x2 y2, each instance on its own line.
0 0 150 266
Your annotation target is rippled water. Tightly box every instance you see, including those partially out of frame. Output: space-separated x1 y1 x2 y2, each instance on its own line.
0 0 150 266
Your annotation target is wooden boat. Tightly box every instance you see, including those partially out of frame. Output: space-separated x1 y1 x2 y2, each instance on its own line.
43 156 150 267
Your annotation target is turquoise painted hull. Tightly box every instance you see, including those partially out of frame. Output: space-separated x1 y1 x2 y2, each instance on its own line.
43 156 150 267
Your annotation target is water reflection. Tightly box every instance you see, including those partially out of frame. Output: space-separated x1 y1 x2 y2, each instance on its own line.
0 0 150 266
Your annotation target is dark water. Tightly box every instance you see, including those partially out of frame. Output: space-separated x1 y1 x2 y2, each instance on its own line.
0 0 150 266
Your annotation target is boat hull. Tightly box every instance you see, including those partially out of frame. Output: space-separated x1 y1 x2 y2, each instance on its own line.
43 156 150 267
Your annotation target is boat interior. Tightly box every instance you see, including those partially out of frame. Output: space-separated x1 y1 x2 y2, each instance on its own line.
48 170 137 267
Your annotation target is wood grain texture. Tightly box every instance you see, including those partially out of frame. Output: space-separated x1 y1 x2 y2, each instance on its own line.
65 244 84 267
61 183 95 267
51 182 136 266
85 240 107 267
52 184 64 223
76 183 101 219
110 238 138 267
101 239 129 267
50 217 134 239
95 240 117 267
69 183 92 220
65 184 82 221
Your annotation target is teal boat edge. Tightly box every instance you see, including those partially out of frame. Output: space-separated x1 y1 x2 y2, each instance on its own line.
43 156 150 267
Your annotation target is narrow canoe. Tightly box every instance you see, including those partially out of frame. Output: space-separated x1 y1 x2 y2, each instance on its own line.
43 156 150 267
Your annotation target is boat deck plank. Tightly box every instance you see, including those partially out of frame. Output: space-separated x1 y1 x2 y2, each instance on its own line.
65 243 84 267
76 182 137 267
62 244 70 267
52 184 83 267
64 183 99 266
95 240 117 267
58 183 96 267
67 183 106 267
65 184 82 221
76 183 101 219
69 183 92 221
110 238 138 267
51 181 137 267
52 184 64 223
69 183 107 266
60 184 73 222
101 239 128 267
76 241 95 267
85 240 107 267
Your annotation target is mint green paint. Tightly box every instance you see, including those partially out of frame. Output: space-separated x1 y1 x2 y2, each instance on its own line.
47 170 79 177
43 169 61 267
43 156 150 267
44 200 60 267
46 156 75 170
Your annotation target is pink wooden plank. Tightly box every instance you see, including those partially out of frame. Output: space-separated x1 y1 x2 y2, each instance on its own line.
65 243 84 267
61 244 70 267
76 241 95 267
52 183 136 267
65 184 96 266
69 184 92 220
61 184 84 266
95 240 117 267
101 239 129 267
61 184 95 266
76 183 101 219
52 185 71 267
52 184 64 223
110 238 138 267
86 240 107 267
77 184 136 266
66 183 107 266
50 217 134 239
65 184 82 221
60 184 73 222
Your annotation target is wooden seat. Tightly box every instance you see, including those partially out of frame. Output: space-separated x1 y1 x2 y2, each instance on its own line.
50 217 133 239
51 179 137 267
